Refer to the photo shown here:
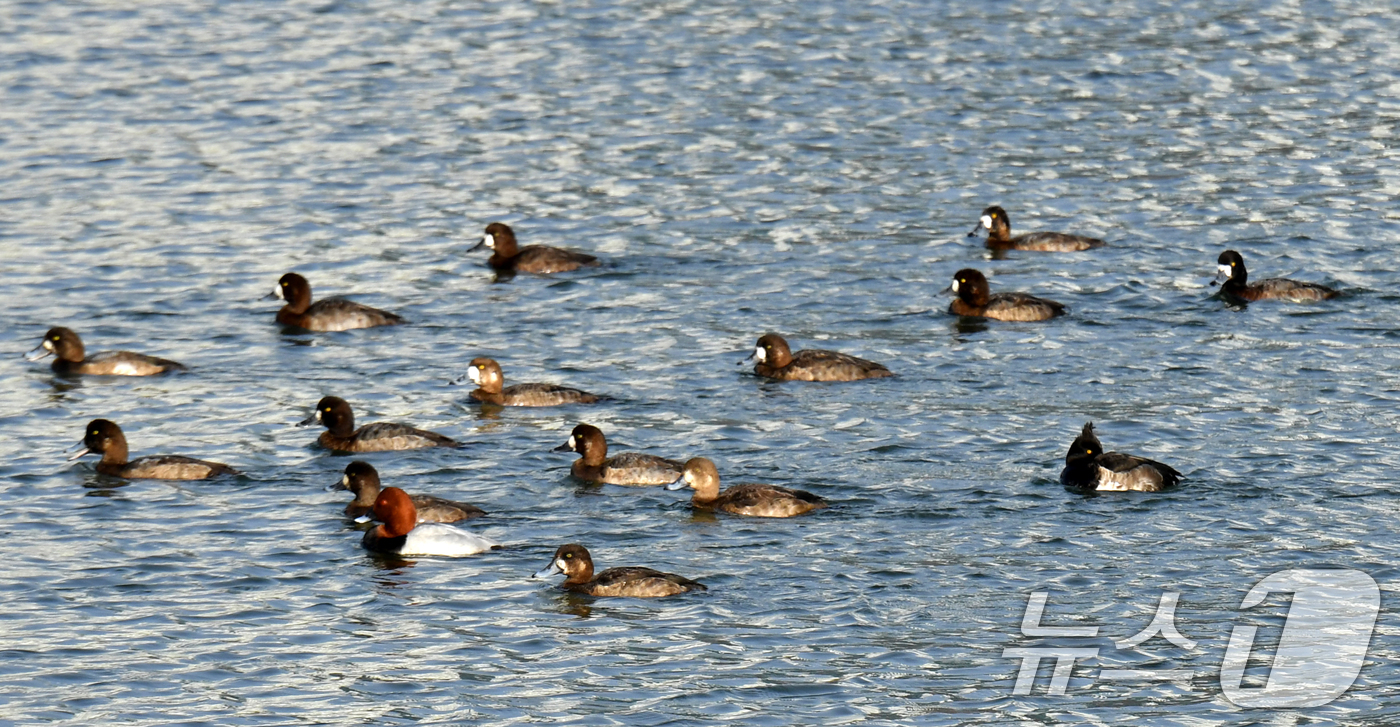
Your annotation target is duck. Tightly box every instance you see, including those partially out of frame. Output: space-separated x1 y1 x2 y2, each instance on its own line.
667 457 827 517
1213 250 1338 302
746 333 893 382
468 222 599 274
946 269 1066 322
299 396 460 452
1059 422 1181 492
967 205 1105 252
67 419 238 480
552 423 683 485
264 272 405 332
357 486 499 557
25 327 186 376
329 461 484 523
532 544 706 598
451 357 603 406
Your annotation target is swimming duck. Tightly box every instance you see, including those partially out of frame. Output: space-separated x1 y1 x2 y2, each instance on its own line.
68 419 238 480
299 396 459 452
552 423 683 485
1059 422 1181 492
26 327 186 376
469 222 599 274
746 333 893 382
532 544 706 598
968 206 1105 252
330 461 484 523
452 357 603 406
667 457 827 517
264 272 404 332
1213 250 1338 302
358 486 499 556
947 269 1066 322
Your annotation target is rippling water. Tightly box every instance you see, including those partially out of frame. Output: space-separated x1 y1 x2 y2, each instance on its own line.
4 0 1400 723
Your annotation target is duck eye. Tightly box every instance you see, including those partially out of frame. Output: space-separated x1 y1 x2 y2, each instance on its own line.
52 335 60 341
563 553 573 559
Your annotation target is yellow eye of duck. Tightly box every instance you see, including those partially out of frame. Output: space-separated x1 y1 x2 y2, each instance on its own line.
52 335 60 341
563 553 573 559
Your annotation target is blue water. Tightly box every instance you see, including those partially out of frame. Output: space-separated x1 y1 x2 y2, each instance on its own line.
3 1 1399 724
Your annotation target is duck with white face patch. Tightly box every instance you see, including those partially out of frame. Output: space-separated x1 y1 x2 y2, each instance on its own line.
532 544 706 598
552 423 683 485
744 333 893 382
467 222 600 274
450 357 604 407
26 327 186 376
263 272 404 332
967 205 1105 252
1211 250 1338 303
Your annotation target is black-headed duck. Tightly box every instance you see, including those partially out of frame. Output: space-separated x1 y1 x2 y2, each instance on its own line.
265 272 404 332
452 357 603 407
552 423 683 485
26 327 186 376
1059 423 1181 493
746 333 893 382
299 396 459 452
947 269 1066 322
1214 250 1338 302
469 222 599 274
68 419 237 480
667 457 827 518
532 544 706 598
358 487 499 557
968 205 1105 252
330 461 484 523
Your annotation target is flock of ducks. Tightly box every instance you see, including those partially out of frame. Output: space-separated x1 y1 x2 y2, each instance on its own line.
30 211 1341 597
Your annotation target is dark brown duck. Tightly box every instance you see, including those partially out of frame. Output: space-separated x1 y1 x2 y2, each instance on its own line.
1059 422 1181 493
1214 250 1338 302
453 357 603 407
968 205 1105 252
469 222 599 274
330 461 484 523
532 544 706 598
265 272 404 332
553 423 683 486
26 327 186 376
68 419 237 480
747 333 893 382
947 269 1066 322
299 396 459 452
667 457 827 518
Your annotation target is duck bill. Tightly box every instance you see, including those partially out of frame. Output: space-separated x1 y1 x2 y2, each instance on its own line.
296 411 320 427
24 343 53 362
326 475 349 492
551 442 574 453
664 477 688 491
66 445 92 461
1213 264 1232 286
446 373 469 386
532 562 562 579
966 222 984 238
467 237 487 252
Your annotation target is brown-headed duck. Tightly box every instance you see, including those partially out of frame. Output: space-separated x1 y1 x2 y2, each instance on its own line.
468 222 599 274
264 272 404 332
552 423 683 485
968 205 1105 252
299 396 459 452
1059 422 1182 493
357 486 498 556
667 457 827 518
947 269 1066 322
1214 250 1338 302
532 544 706 598
68 419 237 480
26 327 186 376
329 461 484 523
451 357 603 406
746 333 892 382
